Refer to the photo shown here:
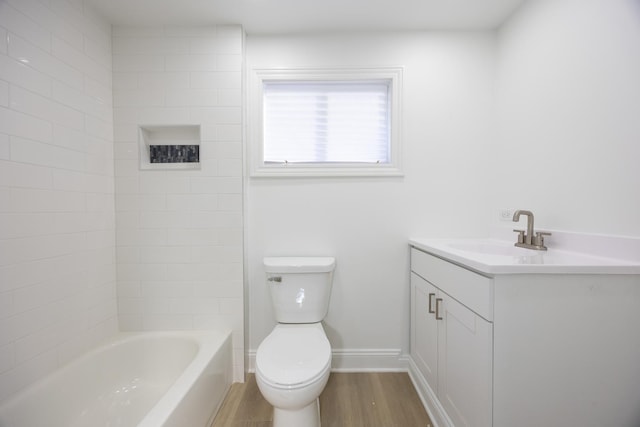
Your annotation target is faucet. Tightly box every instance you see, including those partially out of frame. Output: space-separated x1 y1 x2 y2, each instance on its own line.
512 210 551 251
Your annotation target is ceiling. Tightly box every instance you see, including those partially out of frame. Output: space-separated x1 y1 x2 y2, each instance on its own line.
87 0 526 34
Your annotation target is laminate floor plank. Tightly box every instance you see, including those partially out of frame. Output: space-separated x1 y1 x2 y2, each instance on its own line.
211 373 432 427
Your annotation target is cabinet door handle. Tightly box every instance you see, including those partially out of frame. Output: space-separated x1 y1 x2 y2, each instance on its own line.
435 298 443 320
428 293 435 313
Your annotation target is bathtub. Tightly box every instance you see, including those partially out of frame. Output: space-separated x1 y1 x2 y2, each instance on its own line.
0 331 232 427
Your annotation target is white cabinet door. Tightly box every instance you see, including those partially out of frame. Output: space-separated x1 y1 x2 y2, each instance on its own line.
411 272 438 389
437 294 493 427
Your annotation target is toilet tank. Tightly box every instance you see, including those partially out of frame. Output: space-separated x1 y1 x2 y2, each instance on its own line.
263 257 335 324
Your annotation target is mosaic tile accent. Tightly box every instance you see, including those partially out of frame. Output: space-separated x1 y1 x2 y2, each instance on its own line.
150 145 199 163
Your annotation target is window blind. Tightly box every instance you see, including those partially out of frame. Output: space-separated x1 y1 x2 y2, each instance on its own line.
262 81 391 164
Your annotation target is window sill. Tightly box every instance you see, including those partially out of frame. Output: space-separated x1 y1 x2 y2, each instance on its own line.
250 164 404 178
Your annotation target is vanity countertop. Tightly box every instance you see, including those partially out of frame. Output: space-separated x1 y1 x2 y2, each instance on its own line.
410 233 640 275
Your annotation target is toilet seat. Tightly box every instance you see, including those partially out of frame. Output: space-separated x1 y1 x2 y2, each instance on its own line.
256 323 331 389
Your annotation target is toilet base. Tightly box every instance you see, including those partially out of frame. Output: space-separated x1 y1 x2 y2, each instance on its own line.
273 398 321 427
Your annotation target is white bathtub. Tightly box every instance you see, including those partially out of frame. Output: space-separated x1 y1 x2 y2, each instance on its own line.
0 331 232 427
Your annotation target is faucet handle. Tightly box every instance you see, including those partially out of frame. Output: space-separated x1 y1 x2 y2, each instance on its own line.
513 229 525 244
533 231 552 247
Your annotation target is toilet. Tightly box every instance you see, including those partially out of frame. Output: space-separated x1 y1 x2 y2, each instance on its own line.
255 257 336 427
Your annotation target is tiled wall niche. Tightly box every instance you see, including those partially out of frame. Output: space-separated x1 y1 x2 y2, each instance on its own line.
139 124 201 170
0 0 117 401
112 25 244 381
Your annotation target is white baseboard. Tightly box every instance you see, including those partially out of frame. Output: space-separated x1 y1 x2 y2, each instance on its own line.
407 357 453 427
247 348 408 373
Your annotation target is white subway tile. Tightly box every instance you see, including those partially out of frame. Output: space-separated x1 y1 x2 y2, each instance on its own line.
10 187 84 213
0 349 57 402
113 107 139 124
218 194 242 211
0 106 53 144
113 26 164 38
85 115 113 141
116 211 139 229
218 159 242 177
189 37 218 54
8 33 83 91
217 89 242 107
139 211 185 229
112 72 138 90
195 107 241 124
117 281 140 298
83 35 112 71
164 89 217 107
0 27 7 55
170 297 219 315
0 134 9 160
114 175 139 194
0 56 51 98
117 263 168 282
84 197 111 219
216 54 242 71
0 213 52 239
193 281 242 298
87 298 117 327
0 291 14 320
192 71 241 90
218 228 242 246
140 281 193 298
0 343 14 374
164 26 217 38
2 160 53 190
118 314 142 331
113 123 138 143
137 107 192 124
118 297 169 315
216 142 243 160
138 72 190 89
142 314 193 331
7 0 83 51
165 54 216 72
11 136 85 171
113 88 164 107
84 77 112 106
10 85 84 131
165 263 218 281
214 31 243 54
139 175 190 194
219 297 243 315
0 2 51 53
167 228 217 246
112 54 164 72
138 246 191 263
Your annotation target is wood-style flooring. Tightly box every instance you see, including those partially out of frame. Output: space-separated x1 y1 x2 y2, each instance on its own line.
211 372 433 427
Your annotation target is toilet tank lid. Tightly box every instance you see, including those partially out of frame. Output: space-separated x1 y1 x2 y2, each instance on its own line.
264 257 335 273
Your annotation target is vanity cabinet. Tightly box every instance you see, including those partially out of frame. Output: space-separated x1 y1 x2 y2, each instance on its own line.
411 249 492 427
409 241 640 427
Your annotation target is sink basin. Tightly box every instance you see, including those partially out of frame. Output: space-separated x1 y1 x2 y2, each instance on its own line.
409 235 640 275
446 241 539 257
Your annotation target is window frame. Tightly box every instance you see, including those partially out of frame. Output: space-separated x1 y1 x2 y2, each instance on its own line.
248 67 403 178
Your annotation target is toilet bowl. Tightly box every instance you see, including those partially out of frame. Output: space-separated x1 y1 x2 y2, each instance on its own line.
256 257 336 427
256 323 331 427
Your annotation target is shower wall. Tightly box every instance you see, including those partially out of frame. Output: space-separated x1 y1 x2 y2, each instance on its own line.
0 0 116 401
111 25 244 380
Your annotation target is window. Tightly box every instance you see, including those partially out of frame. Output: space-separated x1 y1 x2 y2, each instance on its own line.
249 68 403 177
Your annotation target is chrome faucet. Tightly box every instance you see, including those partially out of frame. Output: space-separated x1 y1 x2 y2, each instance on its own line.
512 210 551 251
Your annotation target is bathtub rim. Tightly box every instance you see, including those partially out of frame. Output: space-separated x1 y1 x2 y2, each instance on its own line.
0 330 233 427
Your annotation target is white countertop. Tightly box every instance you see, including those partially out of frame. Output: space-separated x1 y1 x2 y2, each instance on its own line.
410 235 640 275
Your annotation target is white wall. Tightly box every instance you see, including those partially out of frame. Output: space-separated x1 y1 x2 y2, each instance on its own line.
494 0 640 235
246 32 496 368
112 25 245 380
0 0 116 400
